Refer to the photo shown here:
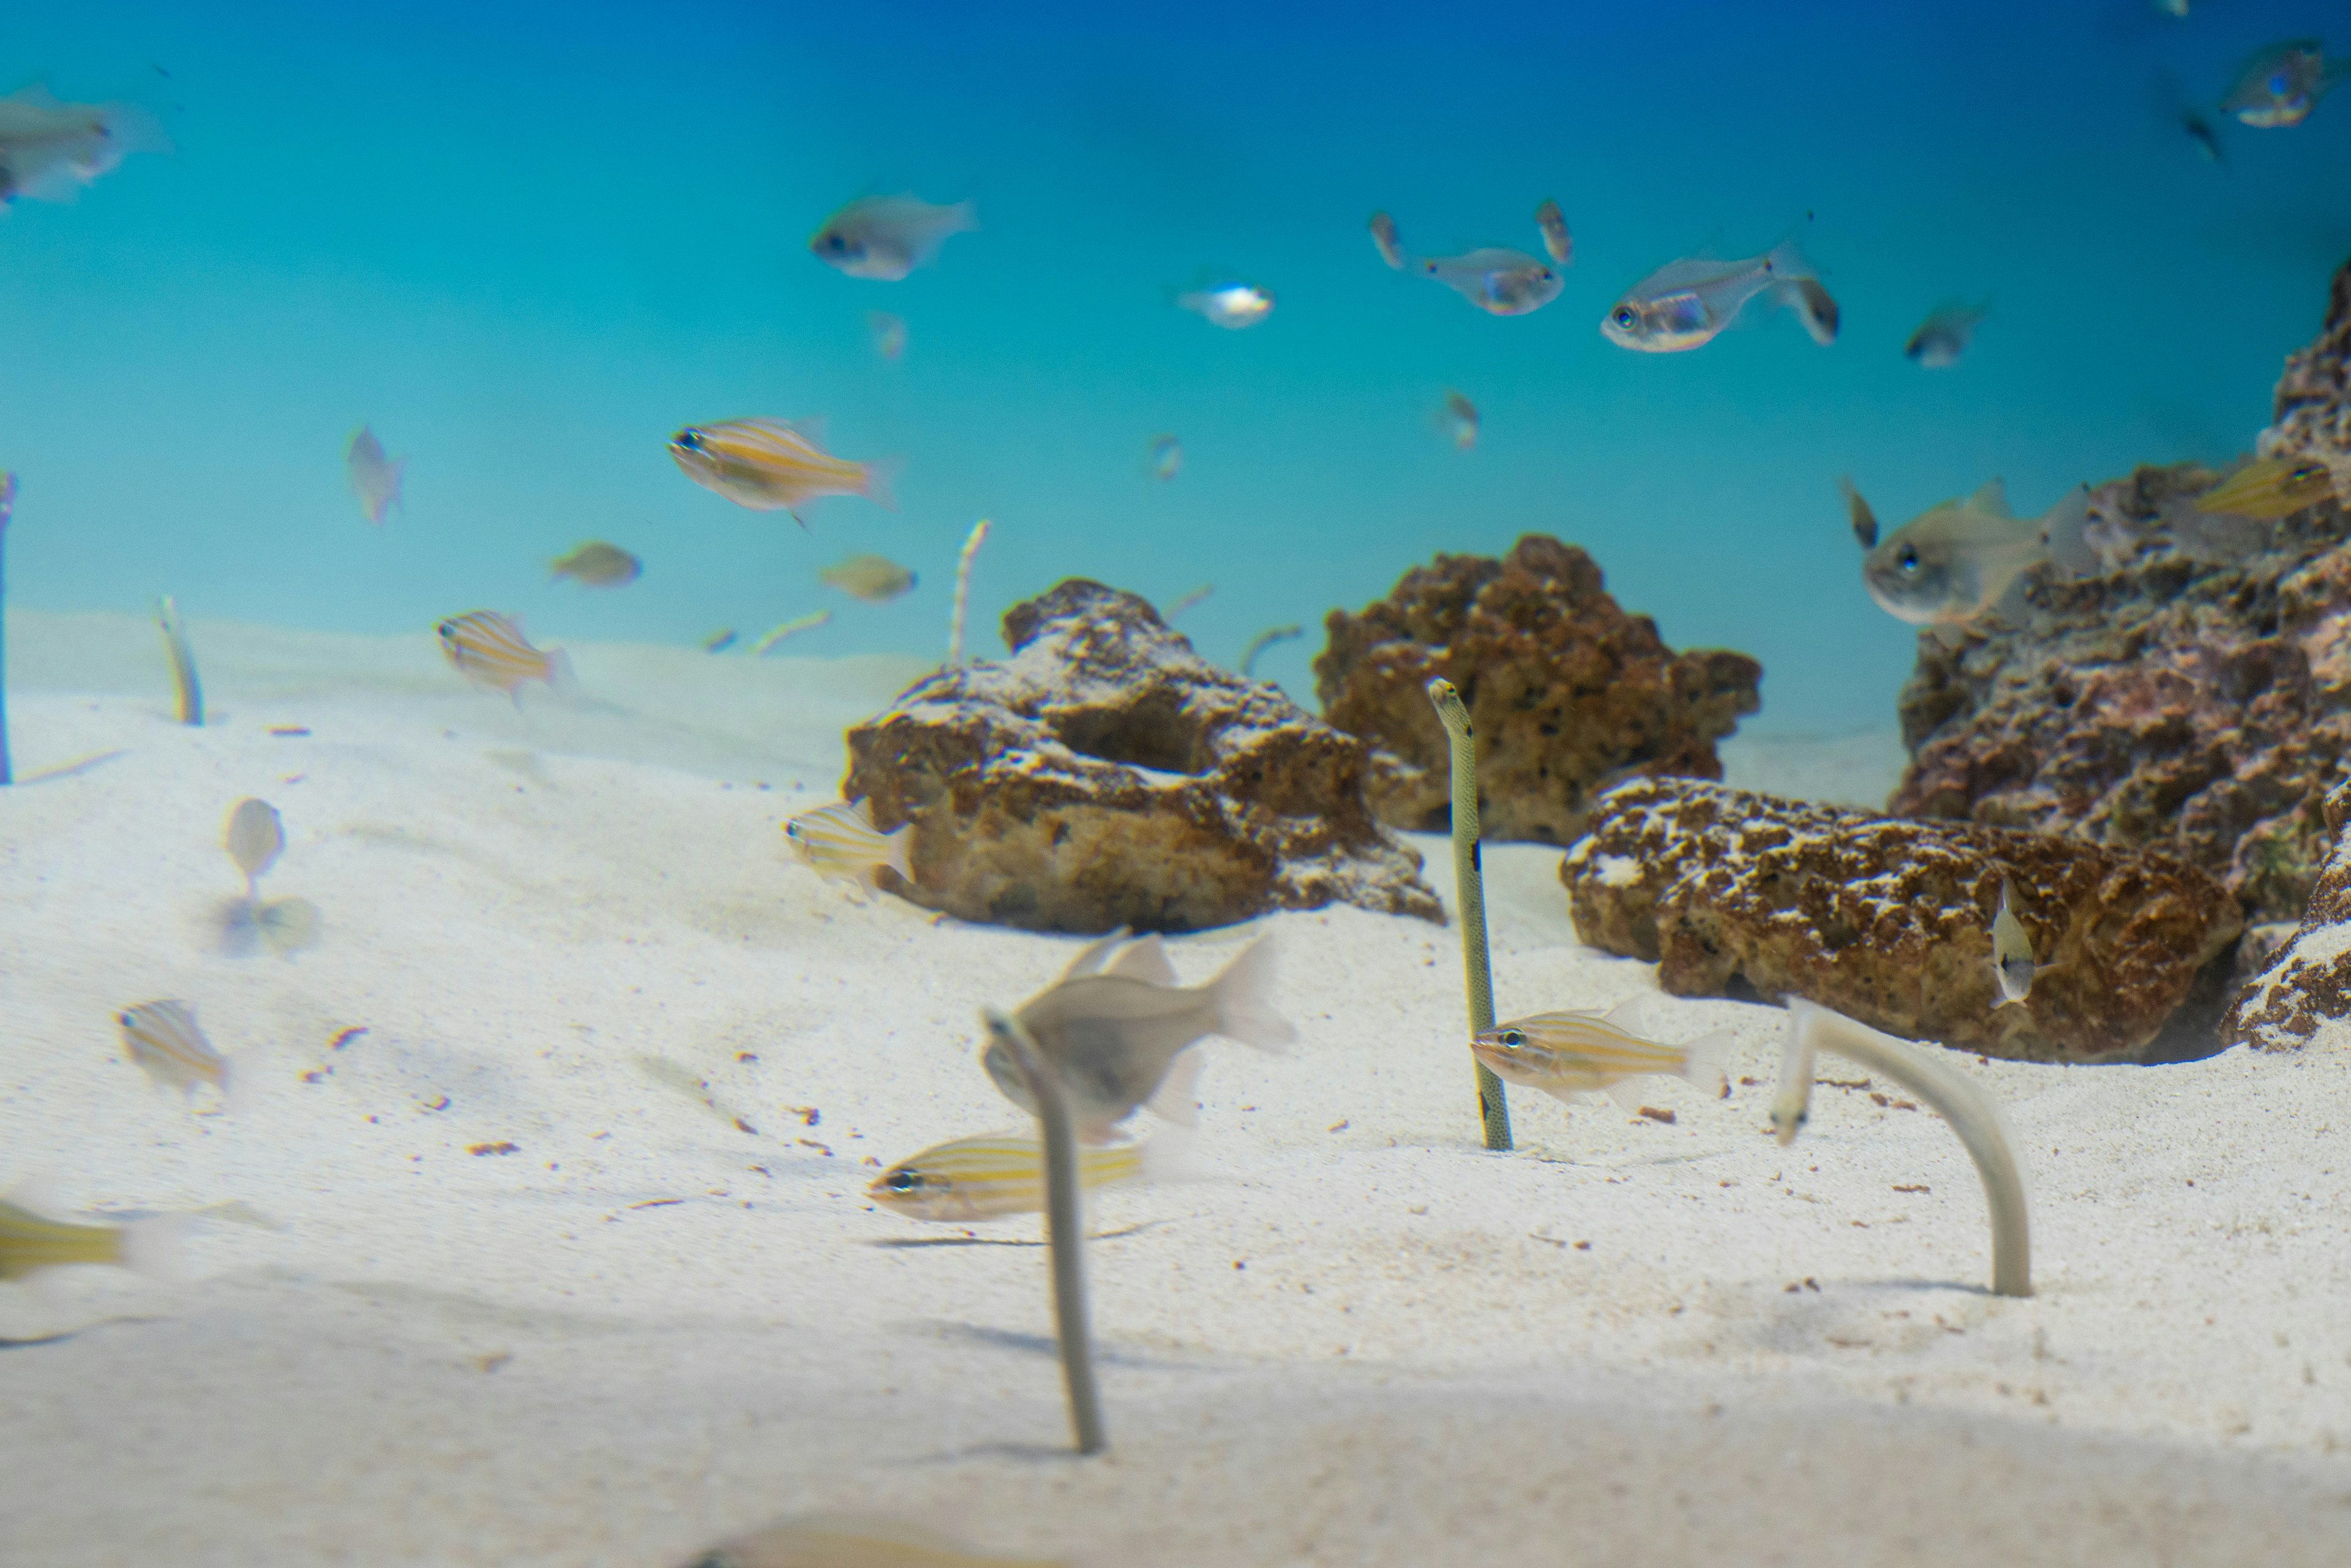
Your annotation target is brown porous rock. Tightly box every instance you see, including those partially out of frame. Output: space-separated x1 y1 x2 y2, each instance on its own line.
1563 777 2244 1063
2224 780 2351 1049
1313 534 1761 843
2263 253 2351 500
841 579 1442 934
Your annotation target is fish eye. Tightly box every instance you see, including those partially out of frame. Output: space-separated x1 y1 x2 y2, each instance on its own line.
1611 307 1637 328
1898 547 1919 572
435 621 456 637
118 1011 135 1027
885 1169 921 1192
673 428 700 450
1498 1028 1526 1048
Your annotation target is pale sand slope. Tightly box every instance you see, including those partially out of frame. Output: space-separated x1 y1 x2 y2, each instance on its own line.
1 613 2347 1567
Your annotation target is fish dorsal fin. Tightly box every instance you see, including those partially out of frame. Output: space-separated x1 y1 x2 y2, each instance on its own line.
1059 927 1132 981
1601 996 1646 1031
1104 934 1178 986
1970 478 2011 518
784 415 830 445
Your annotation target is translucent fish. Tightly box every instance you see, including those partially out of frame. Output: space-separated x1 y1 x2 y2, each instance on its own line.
0 1195 179 1285
981 930 1293 1141
223 798 284 896
1148 433 1183 481
2221 40 2339 129
1534 198 1572 266
435 610 576 702
868 1131 1150 1222
818 554 916 604
1469 1001 1733 1109
548 541 642 588
117 999 234 1103
1904 299 1991 368
668 416 896 527
1174 280 1274 329
784 798 912 893
677 1514 1064 1568
1856 479 2091 629
1438 390 1479 450
1602 226 1837 352
2194 455 2334 520
345 425 405 525
1417 246 1559 316
1368 210 1406 269
868 310 907 361
0 84 168 206
1987 879 2041 1008
809 195 977 280
751 610 831 655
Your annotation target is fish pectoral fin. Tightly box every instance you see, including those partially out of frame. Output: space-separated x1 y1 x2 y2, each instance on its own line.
1603 1079 1649 1112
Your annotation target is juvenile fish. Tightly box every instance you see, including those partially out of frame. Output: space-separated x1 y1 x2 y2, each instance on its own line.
981 931 1292 1140
1856 478 2092 629
1988 879 2041 1008
809 195 977 280
223 797 284 898
1368 211 1407 269
1602 228 1837 352
0 1196 179 1284
118 999 236 1103
678 1514 1063 1568
1149 433 1183 481
437 610 576 701
345 425 405 525
2221 40 2340 129
1439 390 1479 450
1905 299 1991 368
1534 198 1572 266
868 310 907 361
819 553 916 604
0 84 167 205
1174 280 1274 329
669 416 896 527
549 541 642 588
868 1131 1150 1222
784 798 912 892
1418 247 1559 316
1469 1001 1733 1109
2194 455 2334 520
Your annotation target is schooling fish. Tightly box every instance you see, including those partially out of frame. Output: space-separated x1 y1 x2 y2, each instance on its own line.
118 999 235 1103
2194 455 2335 520
1469 1001 1733 1110
1987 879 2041 1008
868 310 907 361
981 930 1293 1141
1417 246 1559 316
1856 478 2091 629
1602 228 1837 352
436 610 576 701
809 195 977 280
668 417 896 527
223 798 284 898
784 798 913 893
2221 40 2341 129
1904 299 1991 368
549 541 642 588
1534 198 1572 266
867 1131 1152 1223
1439 390 1479 450
677 1514 1065 1568
1174 280 1275 329
345 425 405 525
0 84 167 205
1368 211 1407 269
1149 433 1183 481
818 553 916 604
0 1195 179 1284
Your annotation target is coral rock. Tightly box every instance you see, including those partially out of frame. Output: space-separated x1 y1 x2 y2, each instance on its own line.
2224 780 2351 1049
2263 253 2351 500
1563 777 2244 1063
842 579 1441 933
1314 534 1760 842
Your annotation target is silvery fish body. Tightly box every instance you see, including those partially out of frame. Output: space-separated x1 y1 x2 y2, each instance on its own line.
1857 478 2091 628
1989 879 2039 1007
818 553 916 603
1602 230 1837 351
549 541 642 588
809 195 977 280
223 798 284 891
2221 40 2339 129
1175 281 1275 328
1534 198 1572 266
1904 300 1991 367
1418 246 1559 316
0 84 167 204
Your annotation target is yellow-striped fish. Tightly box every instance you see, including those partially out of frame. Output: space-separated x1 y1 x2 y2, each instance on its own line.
0 1195 180 1284
2195 455 2335 521
1469 1001 1732 1109
783 798 913 891
679 1513 1063 1568
435 610 576 702
868 1132 1149 1222
667 417 896 528
116 1000 236 1102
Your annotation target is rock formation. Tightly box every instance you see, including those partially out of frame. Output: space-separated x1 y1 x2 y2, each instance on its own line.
2224 779 2351 1049
841 579 1442 934
1314 534 1761 843
2263 253 2351 500
1563 777 2243 1063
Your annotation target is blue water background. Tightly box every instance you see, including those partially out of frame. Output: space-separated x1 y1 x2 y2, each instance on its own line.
4 0 2347 735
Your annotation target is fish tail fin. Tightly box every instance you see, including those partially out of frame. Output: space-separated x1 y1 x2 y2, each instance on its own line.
121 1214 192 1283
1780 277 1839 344
1145 1044 1205 1129
1679 1029 1737 1100
542 647 580 697
882 820 915 885
859 457 901 512
1207 934 1296 1053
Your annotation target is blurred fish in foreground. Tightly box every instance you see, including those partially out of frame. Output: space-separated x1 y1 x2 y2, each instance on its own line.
669 417 896 527
868 1131 1152 1221
819 554 916 604
1904 299 1991 367
2194 454 2334 519
867 311 907 361
809 195 977 280
751 610 830 655
1602 227 1837 351
1470 1001 1733 1109
1148 433 1183 481
436 610 576 702
784 798 912 893
1853 478 2093 631
0 1193 180 1284
118 1000 238 1105
549 541 641 588
345 426 405 525
224 798 283 900
2221 40 2341 129
0 84 168 205
1174 280 1274 329
1368 210 1406 269
1438 390 1479 449
1534 198 1572 266
1417 246 1559 316
677 1514 1063 1568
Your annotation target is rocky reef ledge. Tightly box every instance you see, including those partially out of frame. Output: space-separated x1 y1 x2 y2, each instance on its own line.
842 579 1441 933
2226 779 2351 1049
1563 777 2243 1063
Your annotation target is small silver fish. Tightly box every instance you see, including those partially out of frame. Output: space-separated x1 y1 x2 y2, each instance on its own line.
1904 299 1991 368
549 541 642 588
1602 228 1837 352
0 84 167 205
809 195 977 280
1418 247 1559 316
2221 40 2340 129
980 930 1293 1141
1856 478 2091 629
345 425 405 525
784 798 912 892
1988 879 2040 1007
1175 280 1275 329
223 798 284 897
1534 198 1572 266
1469 1000 1732 1110
117 999 236 1103
1149 433 1183 481
1368 211 1407 269
1439 390 1479 450
818 554 916 604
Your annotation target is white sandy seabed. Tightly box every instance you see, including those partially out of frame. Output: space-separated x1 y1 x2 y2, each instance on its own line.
2 610 2349 1567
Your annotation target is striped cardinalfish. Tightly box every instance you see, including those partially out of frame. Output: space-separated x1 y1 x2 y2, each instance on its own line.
678 1514 1063 1568
117 1000 238 1104
2194 454 2336 521
783 798 913 892
0 1193 181 1284
667 416 896 527
436 610 577 703
1469 1000 1733 1110
868 1132 1152 1223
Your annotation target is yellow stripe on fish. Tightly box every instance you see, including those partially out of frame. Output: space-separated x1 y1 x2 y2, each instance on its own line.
0 1196 181 1283
667 416 896 527
2195 455 2335 522
784 798 913 891
1469 1006 1732 1106
436 609 574 700
116 999 232 1100
868 1133 1147 1223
